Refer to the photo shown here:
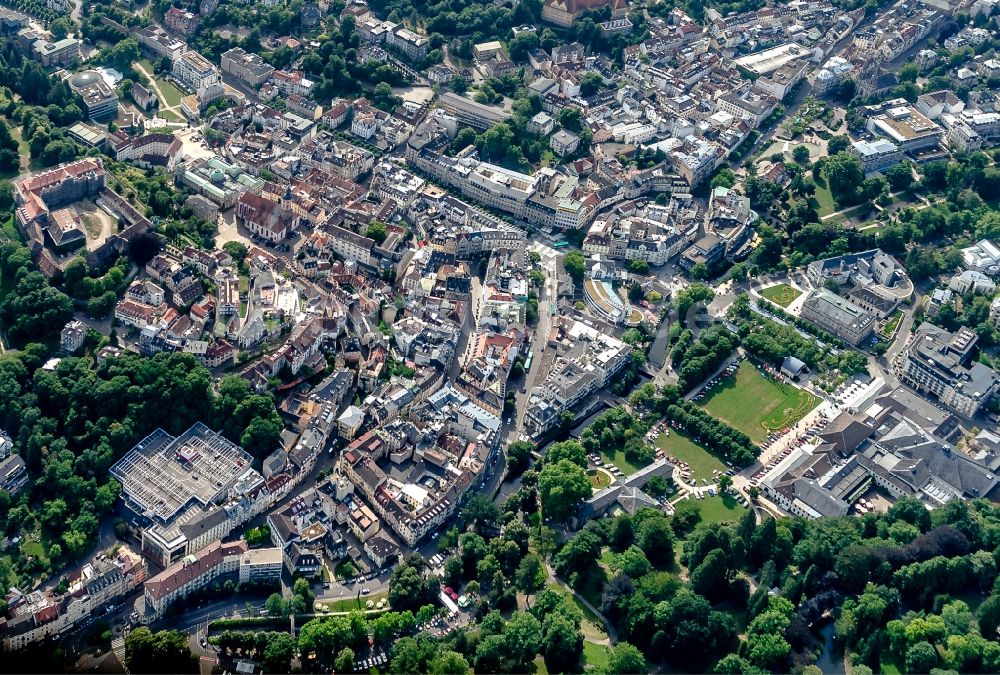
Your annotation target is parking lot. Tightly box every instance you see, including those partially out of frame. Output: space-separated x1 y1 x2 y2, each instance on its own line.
748 407 834 487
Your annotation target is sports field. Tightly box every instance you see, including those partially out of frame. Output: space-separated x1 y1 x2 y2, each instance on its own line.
759 283 802 308
698 362 818 443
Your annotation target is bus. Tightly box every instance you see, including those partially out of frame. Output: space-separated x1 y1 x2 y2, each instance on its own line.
553 240 570 248
524 351 534 372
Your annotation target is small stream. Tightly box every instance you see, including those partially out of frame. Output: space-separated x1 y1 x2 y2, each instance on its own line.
816 622 845 675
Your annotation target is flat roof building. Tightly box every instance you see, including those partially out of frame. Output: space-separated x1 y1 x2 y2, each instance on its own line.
110 423 266 566
67 70 119 121
867 104 942 152
438 92 511 130
850 138 903 173
897 323 998 418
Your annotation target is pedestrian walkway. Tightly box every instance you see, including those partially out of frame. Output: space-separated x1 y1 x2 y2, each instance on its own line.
111 635 128 672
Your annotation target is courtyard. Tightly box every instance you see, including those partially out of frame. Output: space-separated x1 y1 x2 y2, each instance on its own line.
759 283 802 308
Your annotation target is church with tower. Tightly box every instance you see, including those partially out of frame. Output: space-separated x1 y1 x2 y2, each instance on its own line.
235 184 297 243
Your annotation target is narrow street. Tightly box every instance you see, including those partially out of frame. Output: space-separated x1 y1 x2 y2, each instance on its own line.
513 241 560 435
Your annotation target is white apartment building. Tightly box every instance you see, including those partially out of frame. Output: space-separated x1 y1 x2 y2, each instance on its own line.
238 547 283 583
60 319 87 352
172 50 222 92
850 139 903 173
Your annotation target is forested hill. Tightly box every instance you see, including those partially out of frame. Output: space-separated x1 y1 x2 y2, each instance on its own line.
0 345 282 593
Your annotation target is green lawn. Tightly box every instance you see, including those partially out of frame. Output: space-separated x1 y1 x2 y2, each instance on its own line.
598 548 615 569
881 310 903 337
598 447 642 476
157 109 182 122
695 494 747 525
698 362 819 442
318 591 387 613
657 430 725 481
841 203 874 222
548 583 607 641
583 641 611 671
759 283 802 308
155 77 185 108
588 469 612 491
808 181 837 217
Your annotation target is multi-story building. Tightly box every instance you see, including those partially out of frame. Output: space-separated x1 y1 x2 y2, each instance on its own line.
386 25 428 60
850 139 903 173
799 289 877 345
716 91 779 126
705 186 755 260
0 453 27 498
437 92 511 130
680 233 726 271
271 69 315 97
221 47 276 88
139 540 247 622
237 547 283 584
806 249 906 289
866 103 942 153
110 424 269 567
326 224 377 268
177 156 264 208
541 0 625 27
13 158 105 231
990 296 1000 331
915 90 964 120
550 129 581 156
164 6 199 33
524 319 631 434
754 60 808 100
172 50 221 92
109 133 183 170
663 135 724 188
134 26 186 61
962 240 1000 276
583 212 690 268
812 56 855 95
66 70 119 121
2 547 146 650
32 37 81 67
527 112 555 136
897 323 998 418
298 135 375 180
60 319 87 353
